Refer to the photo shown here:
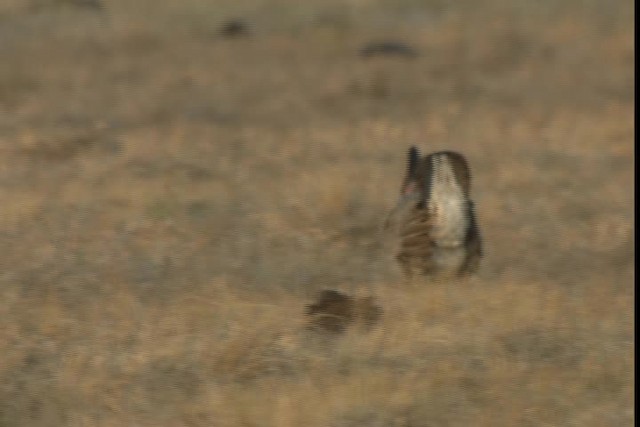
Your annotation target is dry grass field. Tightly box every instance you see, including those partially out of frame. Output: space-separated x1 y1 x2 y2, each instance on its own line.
0 0 634 425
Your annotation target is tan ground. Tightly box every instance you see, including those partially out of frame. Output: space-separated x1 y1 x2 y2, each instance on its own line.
0 0 634 425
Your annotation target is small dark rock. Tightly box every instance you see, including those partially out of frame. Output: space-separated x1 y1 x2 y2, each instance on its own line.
29 0 105 12
359 41 418 59
219 19 249 38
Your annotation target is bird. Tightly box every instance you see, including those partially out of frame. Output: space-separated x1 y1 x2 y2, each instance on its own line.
384 146 482 280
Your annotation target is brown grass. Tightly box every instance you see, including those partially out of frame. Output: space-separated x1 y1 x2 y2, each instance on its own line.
0 0 634 425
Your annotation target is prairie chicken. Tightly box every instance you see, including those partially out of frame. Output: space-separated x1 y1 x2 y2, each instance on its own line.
385 147 482 279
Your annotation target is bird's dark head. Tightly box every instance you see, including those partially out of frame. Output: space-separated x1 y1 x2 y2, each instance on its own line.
400 146 423 200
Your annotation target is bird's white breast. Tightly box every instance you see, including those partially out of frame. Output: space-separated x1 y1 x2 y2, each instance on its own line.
427 155 468 248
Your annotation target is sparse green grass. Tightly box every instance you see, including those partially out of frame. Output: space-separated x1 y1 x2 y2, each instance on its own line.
0 0 633 425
